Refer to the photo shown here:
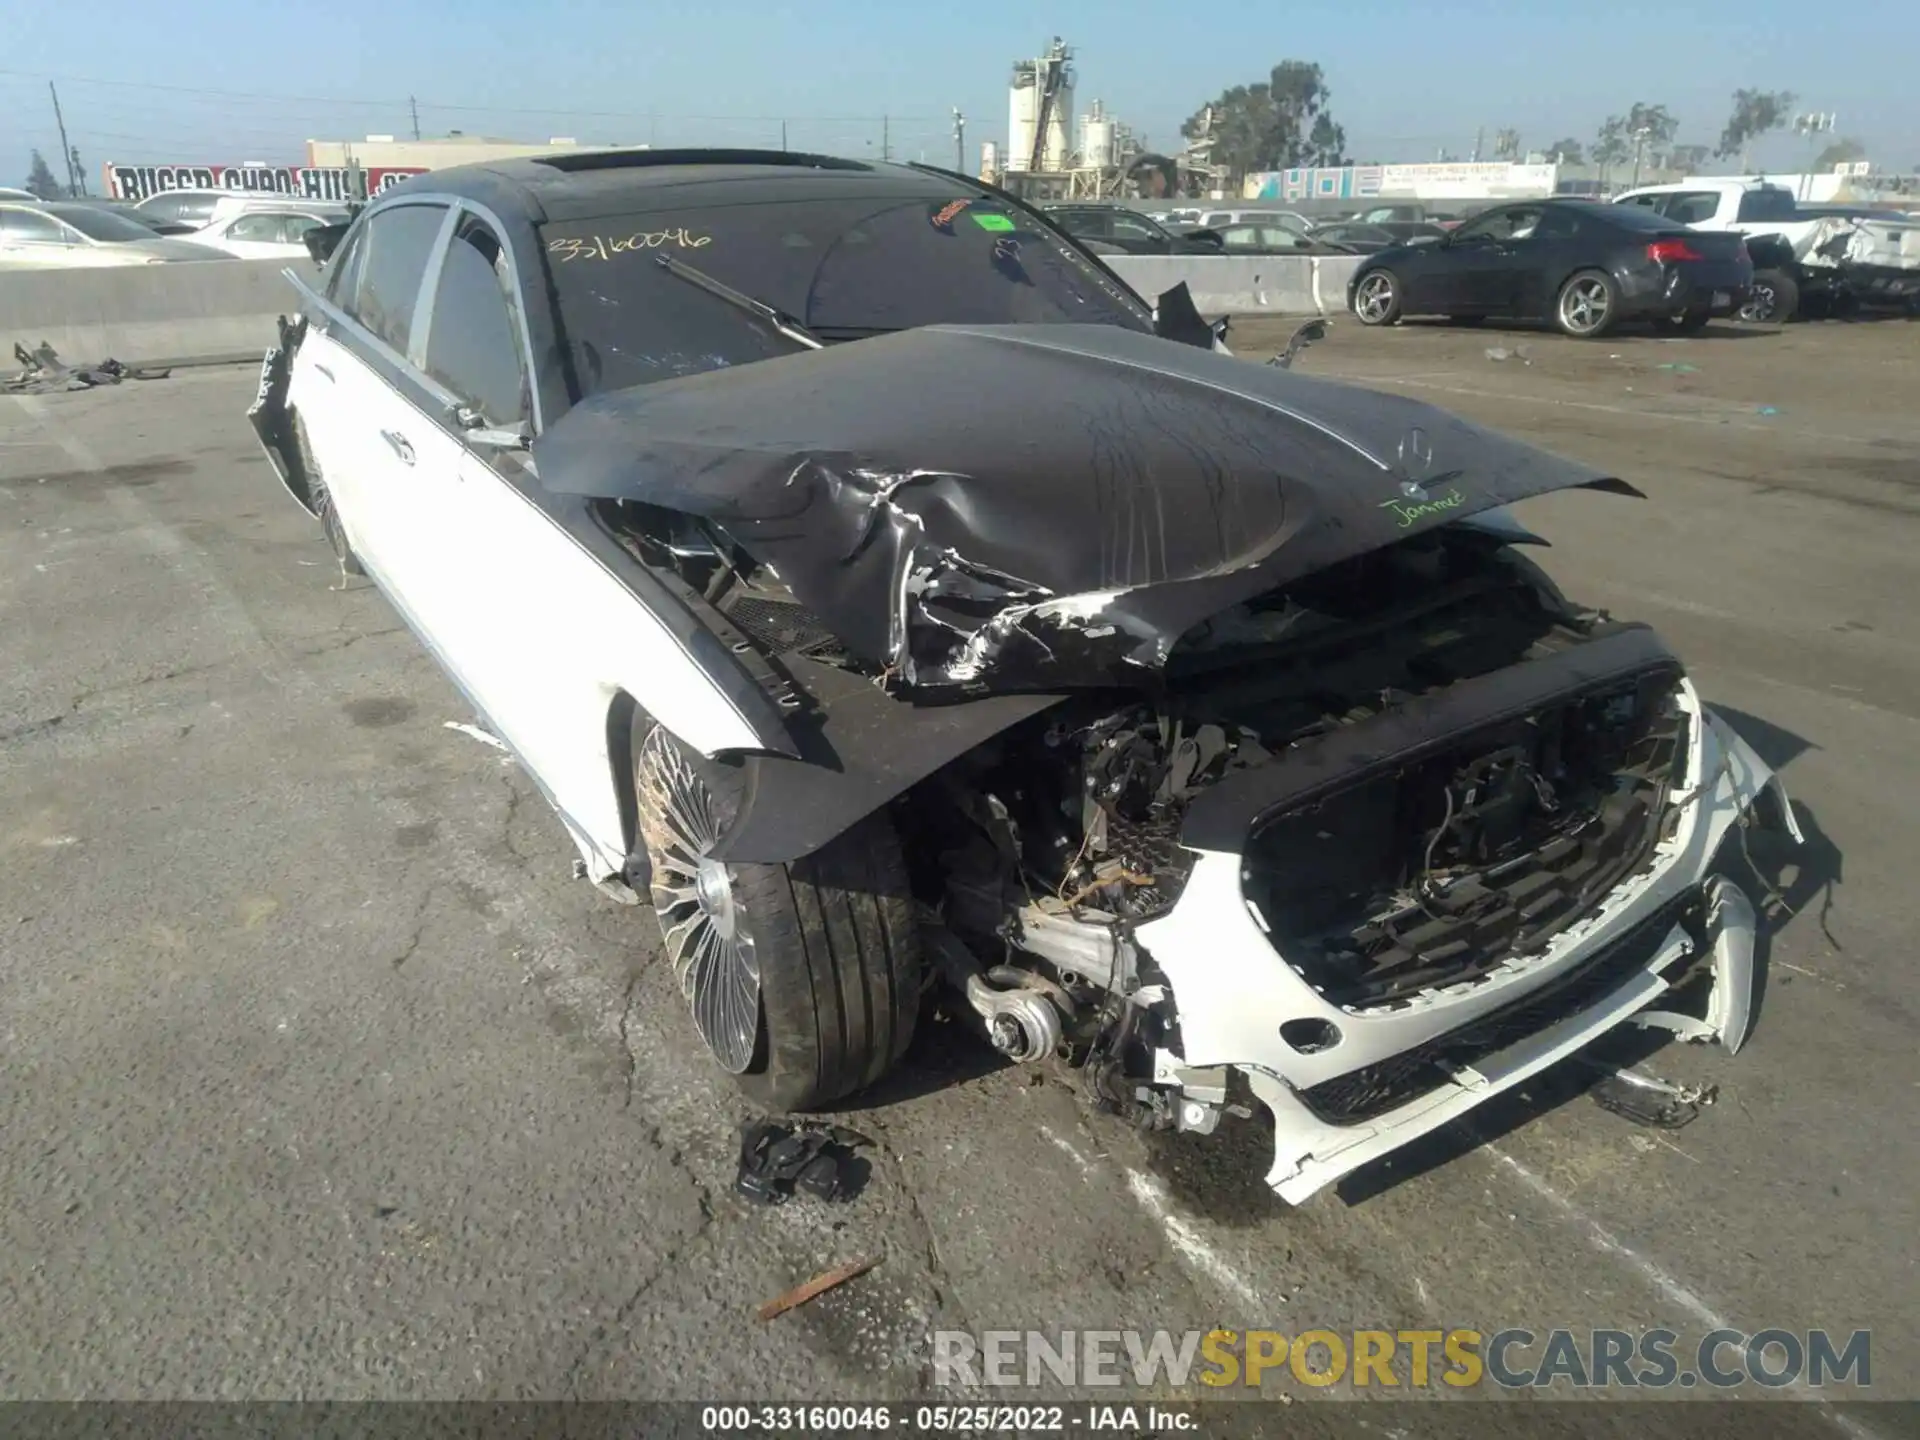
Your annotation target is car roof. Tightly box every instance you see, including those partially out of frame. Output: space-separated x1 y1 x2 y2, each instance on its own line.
378 148 976 224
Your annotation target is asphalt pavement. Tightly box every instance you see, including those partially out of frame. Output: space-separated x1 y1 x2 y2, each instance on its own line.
2 317 1915 1430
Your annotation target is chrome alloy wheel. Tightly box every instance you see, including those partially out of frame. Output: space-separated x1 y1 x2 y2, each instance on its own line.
1354 272 1397 322
637 728 760 1072
1738 281 1777 323
1559 276 1612 335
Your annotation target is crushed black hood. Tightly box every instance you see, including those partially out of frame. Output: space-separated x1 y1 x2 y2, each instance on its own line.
535 323 1637 691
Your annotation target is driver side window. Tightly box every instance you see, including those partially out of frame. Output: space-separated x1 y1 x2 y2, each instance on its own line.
0 207 73 244
423 214 529 429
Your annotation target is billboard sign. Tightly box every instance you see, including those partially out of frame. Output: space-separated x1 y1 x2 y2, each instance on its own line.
103 163 430 203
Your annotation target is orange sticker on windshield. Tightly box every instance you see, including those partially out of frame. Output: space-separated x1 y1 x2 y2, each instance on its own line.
930 199 971 230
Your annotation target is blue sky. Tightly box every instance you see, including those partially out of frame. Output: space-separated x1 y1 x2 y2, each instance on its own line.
3 0 1913 187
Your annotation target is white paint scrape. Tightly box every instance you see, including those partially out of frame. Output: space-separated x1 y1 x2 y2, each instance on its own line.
1126 1169 1267 1312
443 720 508 751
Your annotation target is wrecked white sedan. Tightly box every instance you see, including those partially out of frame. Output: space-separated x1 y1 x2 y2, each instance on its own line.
250 150 1800 1203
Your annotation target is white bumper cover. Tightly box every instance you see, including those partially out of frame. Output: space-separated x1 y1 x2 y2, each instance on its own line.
1135 688 1798 1204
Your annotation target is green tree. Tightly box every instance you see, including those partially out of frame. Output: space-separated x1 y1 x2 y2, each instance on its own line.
1306 112 1347 167
1813 137 1866 171
1492 127 1522 161
1181 61 1346 175
1625 102 1679 147
1593 116 1630 181
1546 137 1585 165
25 148 63 198
1716 88 1796 165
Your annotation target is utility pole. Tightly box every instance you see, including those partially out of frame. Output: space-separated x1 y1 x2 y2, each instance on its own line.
781 120 788 152
1629 124 1652 187
882 114 891 162
409 96 421 141
1793 111 1837 199
49 82 77 196
1470 126 1484 163
952 108 965 172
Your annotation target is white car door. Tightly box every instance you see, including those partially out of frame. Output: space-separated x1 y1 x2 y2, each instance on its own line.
292 200 454 585
387 210 634 854
382 207 775 867
0 206 96 267
210 211 295 259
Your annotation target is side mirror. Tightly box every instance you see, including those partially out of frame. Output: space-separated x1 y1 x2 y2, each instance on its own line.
451 403 530 451
304 222 349 265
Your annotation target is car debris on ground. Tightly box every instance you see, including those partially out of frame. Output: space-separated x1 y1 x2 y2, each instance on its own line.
757 1254 883 1321
4 341 170 394
735 1119 872 1206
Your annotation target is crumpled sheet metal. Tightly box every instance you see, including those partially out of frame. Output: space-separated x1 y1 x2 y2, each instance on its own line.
4 341 170 394
535 322 1637 692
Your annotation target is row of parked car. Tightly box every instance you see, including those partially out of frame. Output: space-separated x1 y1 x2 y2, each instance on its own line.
1042 200 1454 258
1045 181 1919 336
0 186 348 268
1338 180 1920 336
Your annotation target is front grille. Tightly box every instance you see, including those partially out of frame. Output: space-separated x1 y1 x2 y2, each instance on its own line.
723 594 838 655
1298 887 1702 1126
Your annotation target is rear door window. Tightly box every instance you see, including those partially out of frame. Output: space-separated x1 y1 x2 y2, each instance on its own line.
1663 191 1722 225
423 215 529 428
345 202 449 355
226 212 290 243
1735 188 1798 223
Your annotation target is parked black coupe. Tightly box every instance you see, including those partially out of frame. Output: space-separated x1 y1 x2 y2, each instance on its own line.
1347 199 1753 337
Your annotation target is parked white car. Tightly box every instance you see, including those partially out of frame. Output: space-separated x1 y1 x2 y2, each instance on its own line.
130 189 229 229
0 201 227 267
1168 205 1314 234
193 204 349 260
249 151 1799 1205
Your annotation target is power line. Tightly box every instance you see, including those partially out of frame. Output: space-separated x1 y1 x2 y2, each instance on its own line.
0 68 947 126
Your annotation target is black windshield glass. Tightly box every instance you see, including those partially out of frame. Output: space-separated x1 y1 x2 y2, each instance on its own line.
541 194 1150 394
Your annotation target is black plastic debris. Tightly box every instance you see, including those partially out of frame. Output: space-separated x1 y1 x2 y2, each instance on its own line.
5 341 171 395
735 1118 872 1205
1589 1071 1714 1130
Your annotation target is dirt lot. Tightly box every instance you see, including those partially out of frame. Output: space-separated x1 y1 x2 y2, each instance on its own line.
2 316 1915 1425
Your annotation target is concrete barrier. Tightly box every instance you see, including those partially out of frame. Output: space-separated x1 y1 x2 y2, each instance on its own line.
0 258 311 368
1106 254 1363 317
1 252 1356 371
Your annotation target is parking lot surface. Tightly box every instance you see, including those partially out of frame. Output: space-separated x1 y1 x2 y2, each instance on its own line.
3 317 1915 1425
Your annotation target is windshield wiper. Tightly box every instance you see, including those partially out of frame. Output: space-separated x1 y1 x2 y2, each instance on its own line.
654 254 823 351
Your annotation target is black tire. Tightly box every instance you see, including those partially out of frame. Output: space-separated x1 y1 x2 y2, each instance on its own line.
292 411 364 576
1553 269 1619 338
1652 305 1711 334
632 719 921 1112
1351 270 1402 326
1739 269 1799 324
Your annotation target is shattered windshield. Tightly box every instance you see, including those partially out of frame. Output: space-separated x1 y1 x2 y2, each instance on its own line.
540 193 1152 394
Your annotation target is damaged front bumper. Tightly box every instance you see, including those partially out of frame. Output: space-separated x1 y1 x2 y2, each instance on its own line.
1135 687 1800 1205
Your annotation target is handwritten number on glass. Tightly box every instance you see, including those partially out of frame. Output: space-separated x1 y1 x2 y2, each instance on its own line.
548 230 713 263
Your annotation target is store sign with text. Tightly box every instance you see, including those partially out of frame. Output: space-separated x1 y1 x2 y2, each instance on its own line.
103 163 430 203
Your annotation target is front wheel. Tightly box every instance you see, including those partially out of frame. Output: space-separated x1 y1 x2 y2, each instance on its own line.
633 721 921 1111
1351 270 1402 326
1554 270 1618 338
1739 269 1799 324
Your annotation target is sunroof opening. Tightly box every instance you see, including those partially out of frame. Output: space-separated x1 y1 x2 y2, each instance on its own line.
535 148 873 174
